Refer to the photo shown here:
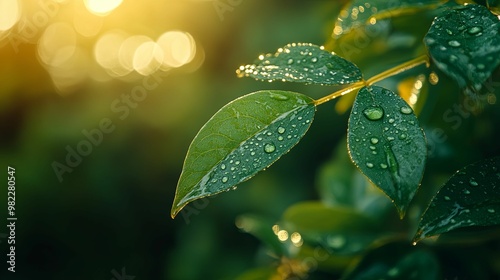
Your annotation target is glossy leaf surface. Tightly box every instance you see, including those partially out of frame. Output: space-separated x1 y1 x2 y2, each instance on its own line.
171 90 315 217
347 86 426 218
236 43 362 85
414 157 500 241
424 4 500 90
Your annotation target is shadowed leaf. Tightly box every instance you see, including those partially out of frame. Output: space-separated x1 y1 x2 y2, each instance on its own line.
414 156 500 242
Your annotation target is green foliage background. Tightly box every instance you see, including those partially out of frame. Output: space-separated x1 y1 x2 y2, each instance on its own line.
1 0 499 279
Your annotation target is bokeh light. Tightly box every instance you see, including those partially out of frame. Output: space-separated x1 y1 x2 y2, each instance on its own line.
133 40 164 76
38 22 77 67
157 31 196 69
83 0 123 16
0 0 21 32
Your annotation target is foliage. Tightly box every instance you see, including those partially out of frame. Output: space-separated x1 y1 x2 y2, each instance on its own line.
172 1 500 279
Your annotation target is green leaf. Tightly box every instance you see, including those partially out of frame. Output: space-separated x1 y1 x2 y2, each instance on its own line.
171 90 315 217
414 156 500 242
281 202 382 255
333 0 445 39
424 4 500 91
347 86 427 218
343 243 440 280
236 43 362 85
317 139 392 220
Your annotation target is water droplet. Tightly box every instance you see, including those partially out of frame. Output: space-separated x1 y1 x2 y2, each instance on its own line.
400 106 412 114
488 209 495 213
327 235 346 249
264 143 276 153
363 106 384 121
387 136 395 141
221 164 226 170
369 145 376 150
278 136 284 141
467 26 482 35
277 127 285 134
448 40 461 47
380 163 388 169
287 58 294 65
311 57 318 63
269 92 289 101
222 177 228 183
444 196 451 201
463 189 470 195
469 179 478 187
398 133 407 140
366 162 374 168
370 137 379 144
388 118 395 124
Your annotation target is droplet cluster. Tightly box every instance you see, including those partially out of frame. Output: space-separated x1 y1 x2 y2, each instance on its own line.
236 43 362 85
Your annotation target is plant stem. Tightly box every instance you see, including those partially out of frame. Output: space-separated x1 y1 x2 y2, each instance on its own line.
314 81 365 106
314 54 429 106
366 54 428 85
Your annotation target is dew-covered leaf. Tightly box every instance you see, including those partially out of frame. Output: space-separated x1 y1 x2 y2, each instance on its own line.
333 0 445 39
236 43 362 85
171 90 315 217
414 156 500 242
343 243 440 280
424 4 500 91
347 86 427 218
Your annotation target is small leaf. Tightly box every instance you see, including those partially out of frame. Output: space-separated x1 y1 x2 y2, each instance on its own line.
424 4 500 91
343 242 440 280
171 90 315 217
414 156 500 242
281 202 381 255
347 86 427 218
236 43 362 85
333 0 445 39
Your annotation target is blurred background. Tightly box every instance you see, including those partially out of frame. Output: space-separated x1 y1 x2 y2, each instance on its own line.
0 0 343 279
0 0 499 279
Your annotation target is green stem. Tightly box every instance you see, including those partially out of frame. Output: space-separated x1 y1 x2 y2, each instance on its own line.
314 54 429 106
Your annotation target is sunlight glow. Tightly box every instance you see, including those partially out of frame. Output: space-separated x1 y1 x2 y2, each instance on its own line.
0 0 21 31
84 0 123 16
94 30 129 76
157 31 196 69
133 41 164 76
38 23 77 67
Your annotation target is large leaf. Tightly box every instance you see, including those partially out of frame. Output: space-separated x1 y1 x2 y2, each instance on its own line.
171 90 315 217
414 156 500 242
236 43 362 85
424 4 500 91
347 86 427 218
333 0 445 38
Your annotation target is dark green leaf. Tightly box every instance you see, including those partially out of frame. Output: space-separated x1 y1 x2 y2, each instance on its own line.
281 202 380 255
317 139 392 220
333 0 445 38
236 43 362 85
424 4 500 90
414 157 500 242
347 86 427 218
171 90 315 217
343 243 440 280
